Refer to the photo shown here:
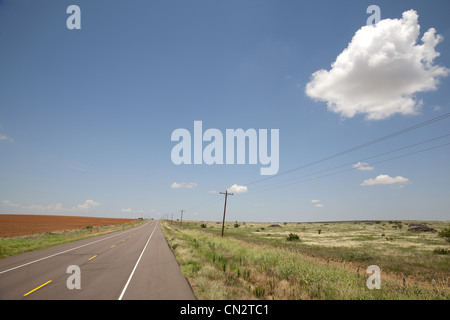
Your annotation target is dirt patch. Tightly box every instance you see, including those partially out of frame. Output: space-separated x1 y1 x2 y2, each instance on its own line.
0 214 137 238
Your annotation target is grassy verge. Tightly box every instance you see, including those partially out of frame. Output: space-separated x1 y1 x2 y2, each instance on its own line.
162 221 449 300
182 220 450 282
0 219 147 258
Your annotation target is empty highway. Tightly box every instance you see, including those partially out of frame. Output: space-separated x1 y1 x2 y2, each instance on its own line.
0 220 196 300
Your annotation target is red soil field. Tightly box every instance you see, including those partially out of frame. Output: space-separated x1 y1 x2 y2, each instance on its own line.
0 214 137 238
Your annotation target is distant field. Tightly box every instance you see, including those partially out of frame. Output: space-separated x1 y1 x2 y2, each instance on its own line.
0 214 137 238
0 214 145 258
162 220 450 300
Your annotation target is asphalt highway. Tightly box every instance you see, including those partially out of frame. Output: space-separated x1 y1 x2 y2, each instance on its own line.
0 220 195 300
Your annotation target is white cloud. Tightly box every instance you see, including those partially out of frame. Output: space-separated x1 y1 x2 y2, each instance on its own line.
75 199 100 210
67 161 91 172
1 199 100 213
310 199 324 208
0 134 13 142
353 162 374 171
0 125 13 142
361 174 410 186
121 208 132 213
305 10 449 120
2 200 20 207
171 182 197 189
21 203 65 213
227 184 248 194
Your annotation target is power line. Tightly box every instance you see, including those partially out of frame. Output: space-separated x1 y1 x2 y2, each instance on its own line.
185 196 223 213
244 112 450 187
249 133 450 192
248 141 450 193
177 114 450 221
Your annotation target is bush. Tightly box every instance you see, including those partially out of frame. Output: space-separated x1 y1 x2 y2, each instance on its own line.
433 248 449 255
200 223 207 228
234 222 240 228
437 227 450 242
286 233 300 241
253 286 265 298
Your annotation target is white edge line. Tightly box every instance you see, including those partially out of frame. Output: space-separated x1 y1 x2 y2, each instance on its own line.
0 221 151 275
118 221 157 300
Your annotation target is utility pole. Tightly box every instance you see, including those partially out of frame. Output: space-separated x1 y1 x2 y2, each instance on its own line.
180 209 184 227
220 190 233 237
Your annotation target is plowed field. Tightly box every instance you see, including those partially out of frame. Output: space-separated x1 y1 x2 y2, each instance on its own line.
0 214 137 238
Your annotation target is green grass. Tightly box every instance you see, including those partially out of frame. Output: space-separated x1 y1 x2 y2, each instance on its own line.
0 219 147 258
162 220 449 300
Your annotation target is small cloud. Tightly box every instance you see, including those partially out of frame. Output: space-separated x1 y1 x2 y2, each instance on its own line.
353 162 374 171
311 199 324 208
121 208 132 213
227 184 248 194
0 125 13 143
67 161 91 172
2 200 20 207
208 190 219 194
1 199 100 213
361 174 410 186
171 182 197 189
74 200 100 210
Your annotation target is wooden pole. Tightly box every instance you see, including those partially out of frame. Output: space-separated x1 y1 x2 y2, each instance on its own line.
220 190 233 237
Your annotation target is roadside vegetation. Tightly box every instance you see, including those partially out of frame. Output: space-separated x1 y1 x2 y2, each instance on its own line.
0 219 146 258
161 220 449 300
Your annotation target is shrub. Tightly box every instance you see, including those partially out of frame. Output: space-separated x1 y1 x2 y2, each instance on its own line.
433 248 449 255
437 227 450 242
234 222 240 228
253 286 265 298
286 233 300 241
200 223 207 228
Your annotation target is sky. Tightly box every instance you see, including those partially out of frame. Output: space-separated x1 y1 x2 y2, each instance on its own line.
1 0 449 222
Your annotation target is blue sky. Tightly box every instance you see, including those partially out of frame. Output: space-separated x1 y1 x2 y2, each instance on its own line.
1 0 449 222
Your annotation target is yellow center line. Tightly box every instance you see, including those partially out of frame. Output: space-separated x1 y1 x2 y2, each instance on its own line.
23 280 52 297
88 255 97 261
110 245 116 248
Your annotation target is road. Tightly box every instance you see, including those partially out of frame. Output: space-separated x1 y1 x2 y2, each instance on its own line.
0 220 196 300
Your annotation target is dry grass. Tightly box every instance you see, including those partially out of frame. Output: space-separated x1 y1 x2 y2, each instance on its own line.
162 220 450 300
